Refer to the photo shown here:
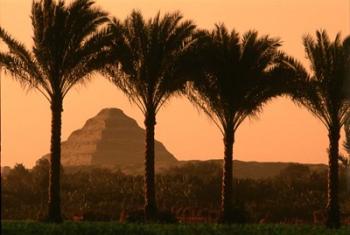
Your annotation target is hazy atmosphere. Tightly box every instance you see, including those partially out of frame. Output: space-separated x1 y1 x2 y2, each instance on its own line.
1 0 348 167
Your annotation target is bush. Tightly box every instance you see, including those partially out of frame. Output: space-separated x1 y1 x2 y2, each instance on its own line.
120 209 178 223
218 204 249 224
156 210 178 223
82 210 113 221
122 209 145 223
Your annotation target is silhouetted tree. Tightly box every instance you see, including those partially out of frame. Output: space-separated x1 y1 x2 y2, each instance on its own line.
104 10 197 220
289 30 350 228
186 25 289 223
0 0 113 222
32 159 50 213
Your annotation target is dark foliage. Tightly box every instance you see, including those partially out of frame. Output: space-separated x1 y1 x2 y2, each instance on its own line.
121 209 178 224
2 160 350 224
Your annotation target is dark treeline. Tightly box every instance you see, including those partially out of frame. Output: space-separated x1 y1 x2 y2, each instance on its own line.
2 160 350 224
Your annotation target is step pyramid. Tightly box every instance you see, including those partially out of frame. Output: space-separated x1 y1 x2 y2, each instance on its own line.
43 108 177 167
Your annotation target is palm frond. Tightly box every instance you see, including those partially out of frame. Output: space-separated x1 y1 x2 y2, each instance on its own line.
104 11 197 116
296 30 350 130
186 25 285 135
1 0 111 102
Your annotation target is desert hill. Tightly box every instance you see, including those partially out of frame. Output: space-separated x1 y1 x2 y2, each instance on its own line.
171 160 327 179
58 159 327 179
3 159 327 180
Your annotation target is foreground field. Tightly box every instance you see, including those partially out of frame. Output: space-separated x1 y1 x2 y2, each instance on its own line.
2 222 350 235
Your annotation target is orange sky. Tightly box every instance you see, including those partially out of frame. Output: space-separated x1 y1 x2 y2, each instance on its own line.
0 0 349 167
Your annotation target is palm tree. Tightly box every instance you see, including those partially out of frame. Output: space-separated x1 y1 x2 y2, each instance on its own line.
103 10 197 220
289 30 350 228
186 25 289 223
0 0 113 223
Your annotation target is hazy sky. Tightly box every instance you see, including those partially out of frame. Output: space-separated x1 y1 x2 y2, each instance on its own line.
0 0 349 167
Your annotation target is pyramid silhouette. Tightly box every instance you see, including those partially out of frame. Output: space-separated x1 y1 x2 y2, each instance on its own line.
43 108 177 167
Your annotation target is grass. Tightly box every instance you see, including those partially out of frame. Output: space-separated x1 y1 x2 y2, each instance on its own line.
2 221 350 235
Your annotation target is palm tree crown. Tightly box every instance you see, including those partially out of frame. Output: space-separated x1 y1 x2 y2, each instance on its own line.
188 25 287 134
294 31 350 130
0 0 112 101
106 10 197 115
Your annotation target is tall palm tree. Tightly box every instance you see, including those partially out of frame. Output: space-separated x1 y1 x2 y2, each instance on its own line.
0 0 113 222
186 25 289 223
104 10 197 220
289 30 350 228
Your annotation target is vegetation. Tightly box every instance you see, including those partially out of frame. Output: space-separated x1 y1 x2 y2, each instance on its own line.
2 222 350 235
185 25 294 223
0 0 113 223
103 10 197 220
2 160 350 224
286 31 350 228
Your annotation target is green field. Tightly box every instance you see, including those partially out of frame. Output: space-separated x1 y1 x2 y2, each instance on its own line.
2 222 350 235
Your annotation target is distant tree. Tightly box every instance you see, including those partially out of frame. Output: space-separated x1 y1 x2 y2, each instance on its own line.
104 10 197 220
4 164 35 209
32 159 50 211
289 30 350 228
186 25 291 223
0 0 113 222
6 164 30 183
32 159 50 186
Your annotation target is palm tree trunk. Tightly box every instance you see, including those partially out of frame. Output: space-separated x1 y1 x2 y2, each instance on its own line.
144 110 157 220
326 125 341 228
47 96 63 223
220 127 234 223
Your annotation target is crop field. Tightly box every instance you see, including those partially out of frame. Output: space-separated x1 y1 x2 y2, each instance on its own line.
2 222 350 235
